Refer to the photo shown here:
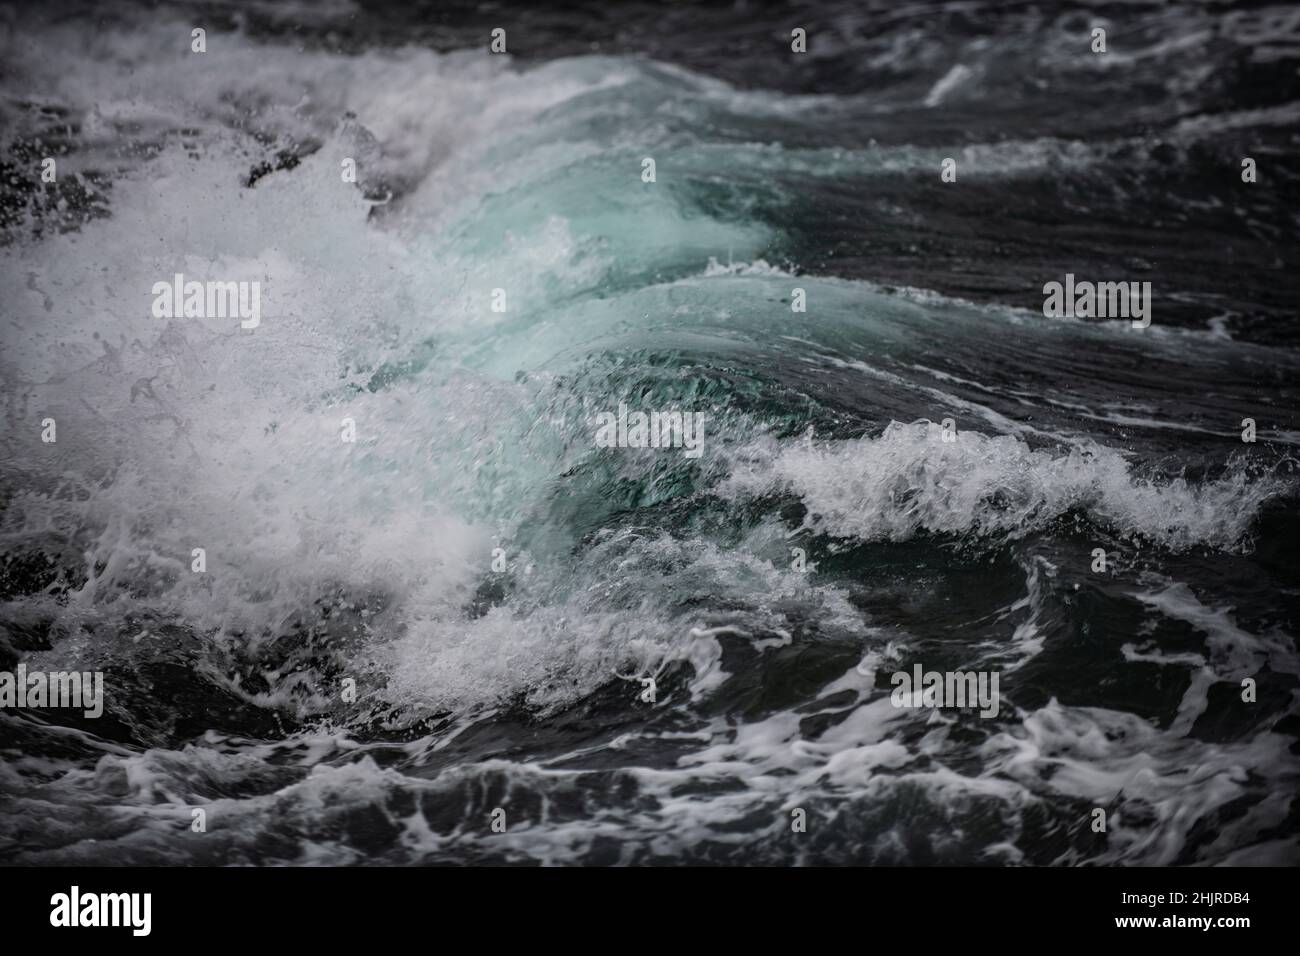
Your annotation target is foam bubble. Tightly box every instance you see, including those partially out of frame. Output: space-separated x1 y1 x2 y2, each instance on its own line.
721 420 1289 550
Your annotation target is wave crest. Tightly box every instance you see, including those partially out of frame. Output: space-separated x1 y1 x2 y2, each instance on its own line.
721 421 1289 550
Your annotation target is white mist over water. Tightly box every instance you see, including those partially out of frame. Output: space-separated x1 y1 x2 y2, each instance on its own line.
0 18 788 720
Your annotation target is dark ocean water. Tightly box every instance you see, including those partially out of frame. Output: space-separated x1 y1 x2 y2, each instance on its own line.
1 0 1299 864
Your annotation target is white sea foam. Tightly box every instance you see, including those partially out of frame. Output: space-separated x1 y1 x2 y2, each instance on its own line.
1 10 1296 868
721 420 1287 550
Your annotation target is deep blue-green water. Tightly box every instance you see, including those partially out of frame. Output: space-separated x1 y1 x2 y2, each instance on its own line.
1 0 1298 865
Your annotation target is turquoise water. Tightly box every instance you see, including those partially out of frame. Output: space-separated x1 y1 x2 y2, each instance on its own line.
1 2 1299 865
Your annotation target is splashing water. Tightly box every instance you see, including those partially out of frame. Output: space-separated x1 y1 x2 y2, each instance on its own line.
2 2 1299 865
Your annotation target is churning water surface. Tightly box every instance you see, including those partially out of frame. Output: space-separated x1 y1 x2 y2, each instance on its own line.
1 0 1299 864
